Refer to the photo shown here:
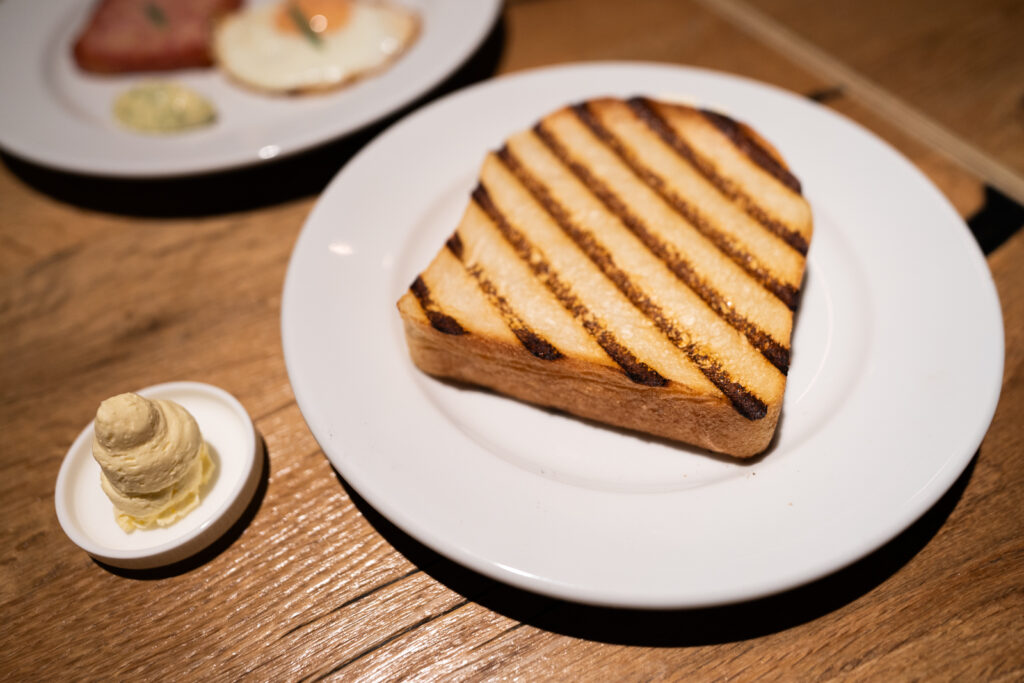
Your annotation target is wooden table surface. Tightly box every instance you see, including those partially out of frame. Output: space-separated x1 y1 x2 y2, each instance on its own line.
3 0 1022 679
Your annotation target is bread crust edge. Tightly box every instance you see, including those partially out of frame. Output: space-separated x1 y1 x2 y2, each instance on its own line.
398 295 780 458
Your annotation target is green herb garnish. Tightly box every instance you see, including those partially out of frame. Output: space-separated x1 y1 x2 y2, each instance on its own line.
287 3 323 48
143 2 167 28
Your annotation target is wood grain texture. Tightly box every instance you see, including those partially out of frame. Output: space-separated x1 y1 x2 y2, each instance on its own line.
747 0 1024 180
2 0 1021 680
697 0 1024 207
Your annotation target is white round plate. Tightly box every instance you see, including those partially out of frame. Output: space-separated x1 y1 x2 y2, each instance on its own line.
281 62 1004 608
55 382 261 569
0 0 500 177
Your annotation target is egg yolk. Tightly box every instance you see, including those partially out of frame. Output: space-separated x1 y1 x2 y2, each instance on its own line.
276 0 352 36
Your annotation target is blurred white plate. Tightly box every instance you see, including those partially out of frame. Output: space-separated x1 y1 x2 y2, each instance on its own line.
282 62 1004 608
0 0 500 177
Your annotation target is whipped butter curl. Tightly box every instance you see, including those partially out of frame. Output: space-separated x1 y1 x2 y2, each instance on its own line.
92 393 213 532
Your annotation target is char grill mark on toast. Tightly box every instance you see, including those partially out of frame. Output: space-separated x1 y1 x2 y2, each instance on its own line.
534 119 790 376
471 184 667 387
497 146 768 420
627 97 809 256
699 109 802 195
445 233 563 361
409 276 466 335
572 102 800 311
445 232 465 259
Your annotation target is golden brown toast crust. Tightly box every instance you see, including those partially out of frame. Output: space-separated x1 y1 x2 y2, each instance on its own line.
398 293 780 457
397 97 812 457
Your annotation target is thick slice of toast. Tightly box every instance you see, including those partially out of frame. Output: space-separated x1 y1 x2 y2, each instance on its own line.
397 97 813 457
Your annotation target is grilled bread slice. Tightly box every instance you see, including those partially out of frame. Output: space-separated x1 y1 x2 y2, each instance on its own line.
397 97 812 457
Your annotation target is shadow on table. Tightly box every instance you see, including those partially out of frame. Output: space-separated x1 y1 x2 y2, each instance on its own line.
95 435 270 580
1 17 506 217
338 452 977 646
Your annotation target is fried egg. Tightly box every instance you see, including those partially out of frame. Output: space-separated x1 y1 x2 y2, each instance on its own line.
214 0 418 94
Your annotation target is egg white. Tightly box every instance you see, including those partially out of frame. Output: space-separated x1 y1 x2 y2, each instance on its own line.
214 1 418 94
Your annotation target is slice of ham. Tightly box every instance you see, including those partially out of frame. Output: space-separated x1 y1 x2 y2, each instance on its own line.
73 0 243 73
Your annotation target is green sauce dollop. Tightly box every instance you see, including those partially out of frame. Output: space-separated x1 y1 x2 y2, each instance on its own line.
113 82 216 134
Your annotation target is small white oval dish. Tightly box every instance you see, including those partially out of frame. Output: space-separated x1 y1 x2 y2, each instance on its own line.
55 381 261 569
